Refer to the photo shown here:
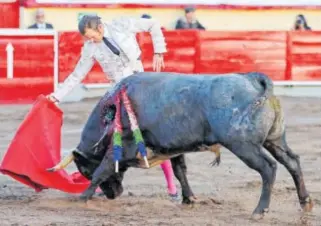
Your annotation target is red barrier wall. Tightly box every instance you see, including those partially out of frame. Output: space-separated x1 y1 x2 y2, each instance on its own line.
0 35 54 104
3 30 321 104
290 31 321 81
138 30 198 73
0 35 54 78
0 1 19 28
57 30 321 84
196 31 287 80
137 30 321 81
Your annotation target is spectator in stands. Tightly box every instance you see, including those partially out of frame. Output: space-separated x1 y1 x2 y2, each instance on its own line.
175 6 205 30
141 14 166 31
28 8 54 29
293 14 311 31
141 14 152 19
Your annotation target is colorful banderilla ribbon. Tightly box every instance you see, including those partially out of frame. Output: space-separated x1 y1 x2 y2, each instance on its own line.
112 93 123 173
111 87 149 173
121 88 149 169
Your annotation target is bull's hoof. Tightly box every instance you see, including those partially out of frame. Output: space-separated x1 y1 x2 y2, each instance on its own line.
301 196 313 212
79 194 89 202
250 213 264 221
79 191 94 202
182 196 198 207
251 208 269 221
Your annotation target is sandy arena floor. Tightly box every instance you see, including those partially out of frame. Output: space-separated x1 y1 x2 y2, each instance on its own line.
0 96 320 226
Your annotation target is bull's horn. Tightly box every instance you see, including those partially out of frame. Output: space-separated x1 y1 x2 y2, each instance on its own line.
143 156 150 168
46 153 75 172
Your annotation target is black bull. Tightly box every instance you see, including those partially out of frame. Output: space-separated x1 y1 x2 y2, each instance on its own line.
48 72 313 219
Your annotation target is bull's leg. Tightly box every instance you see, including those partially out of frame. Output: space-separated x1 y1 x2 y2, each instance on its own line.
264 134 313 212
227 142 277 219
170 155 195 205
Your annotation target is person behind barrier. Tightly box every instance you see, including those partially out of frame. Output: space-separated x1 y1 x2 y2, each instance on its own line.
28 8 54 30
175 6 205 30
46 15 179 201
292 14 311 31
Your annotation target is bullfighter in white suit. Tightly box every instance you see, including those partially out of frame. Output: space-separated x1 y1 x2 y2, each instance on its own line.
47 15 179 201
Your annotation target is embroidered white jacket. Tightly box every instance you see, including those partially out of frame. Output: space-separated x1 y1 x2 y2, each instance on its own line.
52 16 167 101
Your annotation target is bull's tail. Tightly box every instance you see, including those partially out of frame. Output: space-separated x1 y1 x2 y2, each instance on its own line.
229 72 274 130
266 95 285 141
244 72 274 101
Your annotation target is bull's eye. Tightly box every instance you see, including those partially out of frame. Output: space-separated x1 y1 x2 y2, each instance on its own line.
105 111 114 121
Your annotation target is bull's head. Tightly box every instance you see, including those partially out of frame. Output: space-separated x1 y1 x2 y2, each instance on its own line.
46 122 112 174
47 103 116 173
47 112 127 199
47 98 143 199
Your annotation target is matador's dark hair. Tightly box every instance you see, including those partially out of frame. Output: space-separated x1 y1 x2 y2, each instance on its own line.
78 15 102 35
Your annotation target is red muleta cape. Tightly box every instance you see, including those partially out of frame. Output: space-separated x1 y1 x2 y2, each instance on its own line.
0 95 90 193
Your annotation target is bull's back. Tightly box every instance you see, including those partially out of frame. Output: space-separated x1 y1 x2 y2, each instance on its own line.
124 72 263 113
120 72 266 148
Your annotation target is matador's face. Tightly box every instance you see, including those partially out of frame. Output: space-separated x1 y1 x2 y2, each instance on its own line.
83 24 104 43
